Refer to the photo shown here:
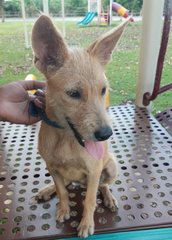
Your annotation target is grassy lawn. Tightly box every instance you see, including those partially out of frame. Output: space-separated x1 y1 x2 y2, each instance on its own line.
0 19 171 114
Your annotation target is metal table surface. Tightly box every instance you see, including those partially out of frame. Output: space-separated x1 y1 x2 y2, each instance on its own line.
0 105 172 240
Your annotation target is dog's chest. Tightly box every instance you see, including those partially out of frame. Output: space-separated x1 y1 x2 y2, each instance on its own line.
39 127 99 182
49 158 88 183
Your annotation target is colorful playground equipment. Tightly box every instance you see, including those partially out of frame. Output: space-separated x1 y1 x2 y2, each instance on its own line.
78 11 97 26
112 1 129 18
78 0 130 26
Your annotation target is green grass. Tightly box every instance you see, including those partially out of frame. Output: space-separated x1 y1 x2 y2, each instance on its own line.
0 20 171 114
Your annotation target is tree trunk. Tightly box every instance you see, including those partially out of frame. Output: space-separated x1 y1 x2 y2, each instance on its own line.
0 0 5 22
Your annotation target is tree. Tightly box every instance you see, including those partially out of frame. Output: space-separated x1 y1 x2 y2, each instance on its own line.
1 0 143 18
24 0 42 17
4 0 21 17
49 0 61 16
64 0 87 16
0 0 5 22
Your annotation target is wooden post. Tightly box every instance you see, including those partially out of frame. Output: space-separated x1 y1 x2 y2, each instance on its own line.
109 0 113 25
42 0 49 15
61 0 66 37
88 0 91 12
97 0 101 24
21 0 29 48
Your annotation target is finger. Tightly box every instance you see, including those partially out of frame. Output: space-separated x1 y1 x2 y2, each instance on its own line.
34 98 45 109
28 115 42 125
35 89 45 97
28 94 36 101
28 94 45 106
36 96 45 105
19 80 46 91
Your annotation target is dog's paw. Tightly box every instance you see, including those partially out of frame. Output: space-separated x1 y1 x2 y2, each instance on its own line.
32 191 51 202
77 218 94 238
32 184 56 202
56 204 70 223
104 194 118 212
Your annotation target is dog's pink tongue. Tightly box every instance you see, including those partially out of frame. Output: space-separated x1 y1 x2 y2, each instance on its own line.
84 141 104 160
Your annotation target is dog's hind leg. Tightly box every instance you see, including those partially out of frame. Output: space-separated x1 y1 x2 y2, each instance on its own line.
33 183 56 202
99 153 118 211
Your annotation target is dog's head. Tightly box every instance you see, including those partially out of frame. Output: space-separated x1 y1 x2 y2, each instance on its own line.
32 16 129 159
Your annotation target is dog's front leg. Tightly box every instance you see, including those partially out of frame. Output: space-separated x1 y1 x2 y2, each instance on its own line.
77 172 100 238
51 172 70 223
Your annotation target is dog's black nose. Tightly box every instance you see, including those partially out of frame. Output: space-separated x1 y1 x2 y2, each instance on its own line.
94 126 113 141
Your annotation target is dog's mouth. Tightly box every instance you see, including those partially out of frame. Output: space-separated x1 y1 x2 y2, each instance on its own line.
66 118 104 161
67 119 84 147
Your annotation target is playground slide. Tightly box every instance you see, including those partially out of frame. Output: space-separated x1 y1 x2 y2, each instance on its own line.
78 12 97 26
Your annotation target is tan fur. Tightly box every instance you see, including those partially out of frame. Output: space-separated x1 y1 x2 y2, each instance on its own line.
32 15 129 238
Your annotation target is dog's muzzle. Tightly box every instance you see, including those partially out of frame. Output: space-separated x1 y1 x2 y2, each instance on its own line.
66 117 112 146
66 118 113 160
94 126 113 141
66 118 84 147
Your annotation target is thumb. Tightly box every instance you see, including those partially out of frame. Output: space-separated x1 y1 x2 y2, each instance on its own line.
19 80 46 91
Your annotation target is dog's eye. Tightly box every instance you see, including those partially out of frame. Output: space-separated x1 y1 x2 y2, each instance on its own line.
66 90 81 99
101 87 106 96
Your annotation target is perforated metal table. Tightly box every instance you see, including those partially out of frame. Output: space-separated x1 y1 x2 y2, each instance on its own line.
156 107 172 136
0 105 172 240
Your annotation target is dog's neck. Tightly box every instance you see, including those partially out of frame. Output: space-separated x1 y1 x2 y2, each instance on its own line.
40 108 64 129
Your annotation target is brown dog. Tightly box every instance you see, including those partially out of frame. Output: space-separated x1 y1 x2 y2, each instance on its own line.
32 16 129 238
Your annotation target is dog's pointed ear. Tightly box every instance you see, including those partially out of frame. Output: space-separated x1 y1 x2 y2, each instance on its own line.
32 15 68 76
87 19 130 65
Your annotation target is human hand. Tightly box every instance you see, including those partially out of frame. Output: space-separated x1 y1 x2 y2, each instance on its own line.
0 80 45 125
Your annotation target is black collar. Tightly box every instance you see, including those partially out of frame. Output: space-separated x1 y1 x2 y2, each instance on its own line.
29 102 64 129
29 102 84 147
